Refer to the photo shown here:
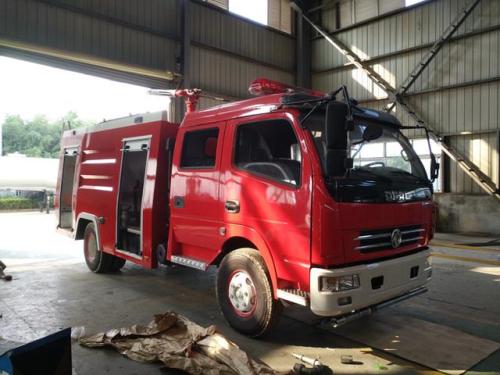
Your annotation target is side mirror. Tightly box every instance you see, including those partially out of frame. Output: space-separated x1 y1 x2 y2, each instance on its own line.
430 155 440 182
324 102 350 177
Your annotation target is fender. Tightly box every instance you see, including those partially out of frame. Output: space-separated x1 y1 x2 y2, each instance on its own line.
215 223 279 294
75 212 102 251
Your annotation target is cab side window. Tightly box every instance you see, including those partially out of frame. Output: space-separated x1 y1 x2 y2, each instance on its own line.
180 128 219 168
235 120 301 186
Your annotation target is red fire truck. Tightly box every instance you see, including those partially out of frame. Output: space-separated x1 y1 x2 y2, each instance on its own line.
56 79 437 337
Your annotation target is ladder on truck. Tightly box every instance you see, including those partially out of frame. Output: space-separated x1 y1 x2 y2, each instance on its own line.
292 0 499 200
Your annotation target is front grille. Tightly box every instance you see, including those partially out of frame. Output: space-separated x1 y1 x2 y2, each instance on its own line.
355 224 424 253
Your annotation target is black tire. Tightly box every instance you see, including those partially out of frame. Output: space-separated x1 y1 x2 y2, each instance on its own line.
83 223 124 273
110 256 126 271
216 248 282 338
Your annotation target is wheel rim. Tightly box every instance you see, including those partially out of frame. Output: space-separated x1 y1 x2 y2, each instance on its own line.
228 270 257 317
85 231 98 263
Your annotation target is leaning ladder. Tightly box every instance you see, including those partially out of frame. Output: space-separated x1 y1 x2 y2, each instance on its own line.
385 0 481 112
292 0 499 199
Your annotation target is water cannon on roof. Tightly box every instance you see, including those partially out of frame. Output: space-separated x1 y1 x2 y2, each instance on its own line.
149 88 202 113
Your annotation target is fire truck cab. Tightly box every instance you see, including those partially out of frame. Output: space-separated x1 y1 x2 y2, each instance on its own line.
56 80 434 337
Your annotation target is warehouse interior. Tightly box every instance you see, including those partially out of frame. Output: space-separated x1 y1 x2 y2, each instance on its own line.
0 0 499 374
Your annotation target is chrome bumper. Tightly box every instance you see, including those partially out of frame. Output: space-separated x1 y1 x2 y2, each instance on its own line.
310 249 431 317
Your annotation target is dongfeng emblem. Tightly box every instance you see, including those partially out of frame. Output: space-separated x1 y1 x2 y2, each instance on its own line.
391 229 402 248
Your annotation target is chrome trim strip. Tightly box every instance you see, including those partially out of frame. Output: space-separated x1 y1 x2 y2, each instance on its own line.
401 228 425 235
355 228 424 241
355 236 423 250
355 242 392 250
355 233 391 240
401 236 423 243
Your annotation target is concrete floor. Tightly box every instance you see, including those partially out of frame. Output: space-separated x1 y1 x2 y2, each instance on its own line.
0 212 499 374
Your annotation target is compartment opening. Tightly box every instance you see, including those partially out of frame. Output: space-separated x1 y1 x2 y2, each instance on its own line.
116 139 149 255
59 148 78 229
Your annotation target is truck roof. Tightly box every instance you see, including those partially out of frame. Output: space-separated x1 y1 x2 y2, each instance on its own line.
62 94 285 137
62 91 402 138
181 93 285 128
63 111 170 137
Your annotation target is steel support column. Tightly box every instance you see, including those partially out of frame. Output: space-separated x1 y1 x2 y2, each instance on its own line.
442 136 451 193
172 0 192 123
295 3 311 88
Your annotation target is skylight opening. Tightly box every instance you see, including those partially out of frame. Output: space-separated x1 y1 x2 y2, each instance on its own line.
405 0 428 6
229 0 268 25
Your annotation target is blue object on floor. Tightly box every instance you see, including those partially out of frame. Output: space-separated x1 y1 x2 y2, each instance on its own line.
0 328 72 375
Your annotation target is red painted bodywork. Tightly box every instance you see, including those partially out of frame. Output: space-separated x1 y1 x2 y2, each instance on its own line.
56 93 434 295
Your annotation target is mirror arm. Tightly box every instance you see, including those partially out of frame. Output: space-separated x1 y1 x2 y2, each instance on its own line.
399 125 440 182
423 127 440 182
299 99 327 127
340 86 355 173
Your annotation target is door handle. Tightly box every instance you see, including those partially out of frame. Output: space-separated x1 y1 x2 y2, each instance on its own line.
225 200 240 213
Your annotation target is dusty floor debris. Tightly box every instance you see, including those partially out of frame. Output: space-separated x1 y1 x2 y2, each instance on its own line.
79 312 288 375
0 260 13 281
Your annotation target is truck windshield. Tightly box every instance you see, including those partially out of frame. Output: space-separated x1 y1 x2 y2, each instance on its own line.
305 112 432 203
348 121 427 180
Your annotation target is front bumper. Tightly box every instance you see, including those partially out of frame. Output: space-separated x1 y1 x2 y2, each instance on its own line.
310 249 431 316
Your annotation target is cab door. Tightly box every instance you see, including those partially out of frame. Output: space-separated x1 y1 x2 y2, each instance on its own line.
169 123 226 267
220 113 313 290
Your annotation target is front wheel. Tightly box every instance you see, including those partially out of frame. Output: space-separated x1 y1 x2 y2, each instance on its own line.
216 248 282 337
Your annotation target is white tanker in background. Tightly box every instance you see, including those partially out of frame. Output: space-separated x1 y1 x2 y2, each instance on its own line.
0 154 58 191
0 154 58 212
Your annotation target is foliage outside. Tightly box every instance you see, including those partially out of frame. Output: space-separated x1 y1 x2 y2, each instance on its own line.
1 112 92 158
0 197 38 210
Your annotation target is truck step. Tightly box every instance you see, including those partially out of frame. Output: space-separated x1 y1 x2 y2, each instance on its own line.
277 289 309 306
170 255 208 271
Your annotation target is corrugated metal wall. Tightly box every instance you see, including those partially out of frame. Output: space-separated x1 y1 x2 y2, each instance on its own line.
190 1 295 101
0 0 295 103
0 0 180 83
311 0 500 193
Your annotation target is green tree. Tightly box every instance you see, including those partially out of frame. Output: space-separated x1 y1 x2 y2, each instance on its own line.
1 112 92 158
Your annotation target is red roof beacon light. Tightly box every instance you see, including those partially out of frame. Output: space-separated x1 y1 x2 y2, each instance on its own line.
248 78 326 98
248 78 295 96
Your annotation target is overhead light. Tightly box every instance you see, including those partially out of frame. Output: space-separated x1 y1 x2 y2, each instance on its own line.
460 131 472 135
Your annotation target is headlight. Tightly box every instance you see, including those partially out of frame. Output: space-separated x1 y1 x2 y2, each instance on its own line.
320 274 360 292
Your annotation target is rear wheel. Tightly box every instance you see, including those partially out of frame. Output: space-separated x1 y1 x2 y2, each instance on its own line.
83 223 125 273
216 248 282 337
110 256 126 271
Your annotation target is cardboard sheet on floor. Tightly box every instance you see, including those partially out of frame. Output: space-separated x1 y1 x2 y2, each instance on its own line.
332 314 500 375
79 312 290 375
